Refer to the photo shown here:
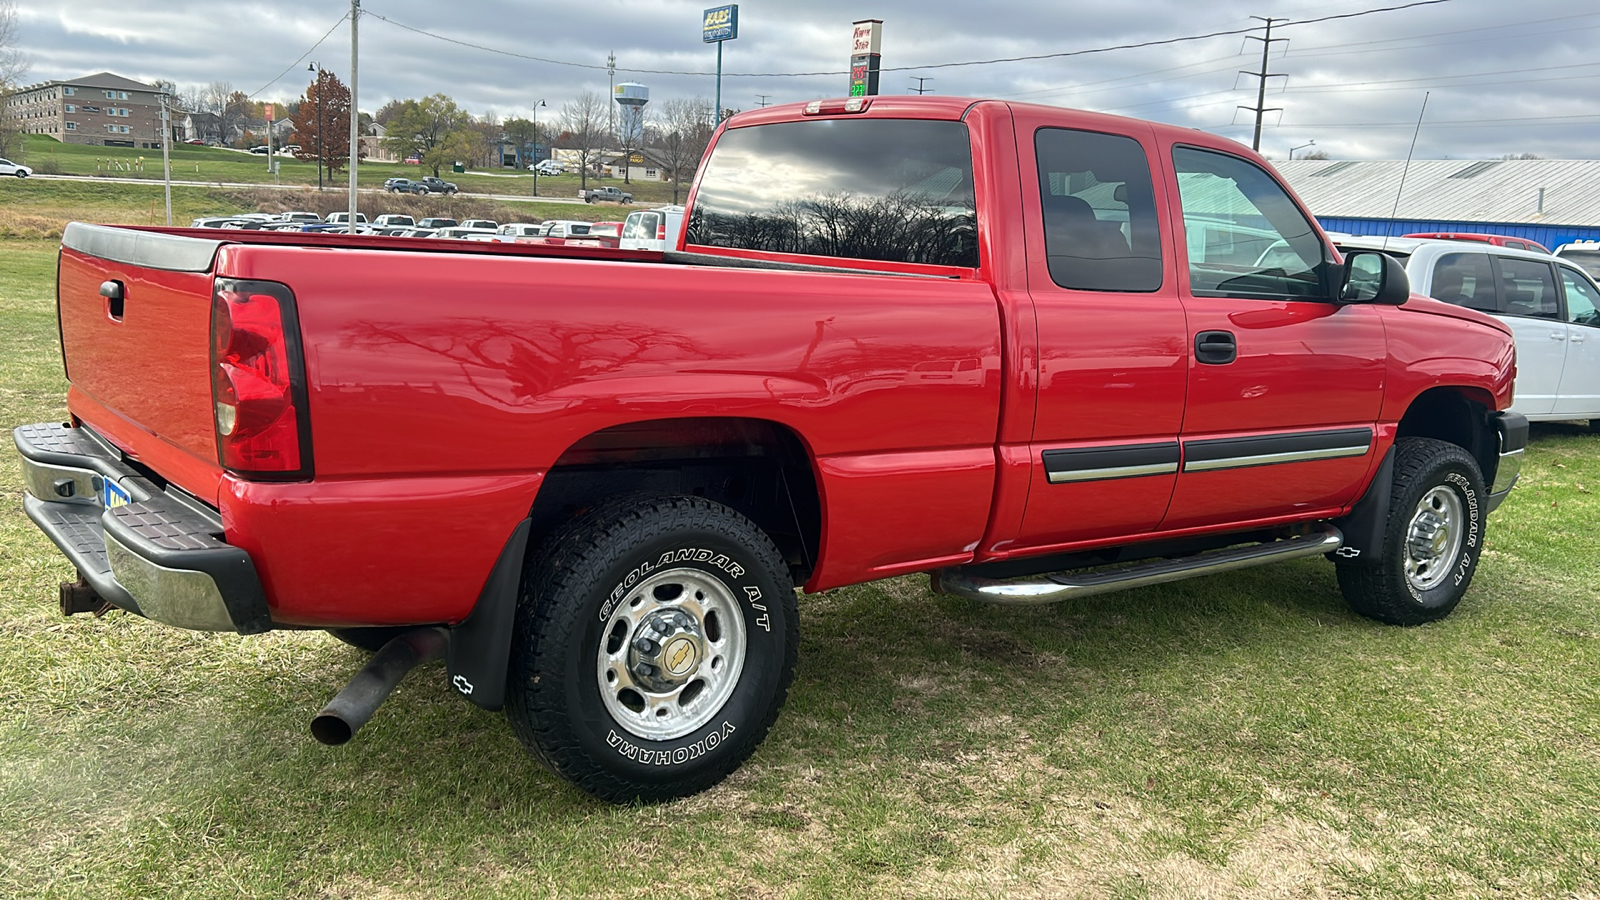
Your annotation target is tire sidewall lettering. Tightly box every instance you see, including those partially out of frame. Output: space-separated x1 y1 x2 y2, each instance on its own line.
1404 466 1481 606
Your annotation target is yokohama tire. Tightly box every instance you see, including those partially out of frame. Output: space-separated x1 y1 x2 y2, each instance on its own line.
505 495 798 803
1336 437 1486 625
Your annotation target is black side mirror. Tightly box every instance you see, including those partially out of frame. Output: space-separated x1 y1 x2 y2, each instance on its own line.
1340 250 1410 305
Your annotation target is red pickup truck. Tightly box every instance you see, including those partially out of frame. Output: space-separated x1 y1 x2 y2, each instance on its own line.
16 97 1524 803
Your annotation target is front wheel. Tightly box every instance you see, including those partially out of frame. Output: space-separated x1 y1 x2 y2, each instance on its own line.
16 172 27 178
506 496 798 803
1336 438 1486 625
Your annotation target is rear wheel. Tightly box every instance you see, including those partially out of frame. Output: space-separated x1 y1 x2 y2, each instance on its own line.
505 495 798 803
1336 438 1486 625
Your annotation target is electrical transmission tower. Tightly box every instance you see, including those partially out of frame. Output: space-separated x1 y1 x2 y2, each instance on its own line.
1237 16 1287 152
756 94 771 108
910 76 933 95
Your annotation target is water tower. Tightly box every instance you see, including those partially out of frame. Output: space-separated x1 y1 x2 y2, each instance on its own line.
614 82 649 149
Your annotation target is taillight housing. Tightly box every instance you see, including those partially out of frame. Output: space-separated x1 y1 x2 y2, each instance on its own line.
210 278 312 479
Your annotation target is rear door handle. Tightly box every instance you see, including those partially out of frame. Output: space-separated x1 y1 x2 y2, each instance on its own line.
1195 330 1236 365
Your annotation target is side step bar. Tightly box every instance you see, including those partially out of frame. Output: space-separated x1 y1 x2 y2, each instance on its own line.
931 524 1344 606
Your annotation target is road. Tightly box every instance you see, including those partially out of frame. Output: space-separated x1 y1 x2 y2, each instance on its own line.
29 173 588 206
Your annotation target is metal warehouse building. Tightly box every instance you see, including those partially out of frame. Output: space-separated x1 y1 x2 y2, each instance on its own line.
1274 158 1600 249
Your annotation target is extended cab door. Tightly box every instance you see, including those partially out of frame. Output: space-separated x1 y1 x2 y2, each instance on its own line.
1007 114 1188 551
1158 144 1385 530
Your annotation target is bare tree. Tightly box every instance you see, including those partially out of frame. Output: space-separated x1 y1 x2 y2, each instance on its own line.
203 81 233 116
0 0 31 159
560 91 610 191
657 97 715 204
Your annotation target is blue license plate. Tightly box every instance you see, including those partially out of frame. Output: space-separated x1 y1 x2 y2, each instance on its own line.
102 479 130 509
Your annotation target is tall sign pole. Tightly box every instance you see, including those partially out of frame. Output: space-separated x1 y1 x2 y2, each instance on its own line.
160 90 172 225
348 0 360 232
265 102 275 173
849 20 883 97
702 5 738 121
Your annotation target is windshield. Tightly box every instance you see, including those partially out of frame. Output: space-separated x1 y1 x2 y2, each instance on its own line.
686 117 978 267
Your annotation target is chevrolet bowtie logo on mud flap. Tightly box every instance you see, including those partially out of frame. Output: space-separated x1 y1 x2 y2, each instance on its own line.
1335 547 1363 558
452 674 475 695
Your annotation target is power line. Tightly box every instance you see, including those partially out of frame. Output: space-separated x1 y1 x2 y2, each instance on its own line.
361 1 1454 81
248 12 349 98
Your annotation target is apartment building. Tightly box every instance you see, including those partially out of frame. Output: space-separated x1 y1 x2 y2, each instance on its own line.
3 72 176 149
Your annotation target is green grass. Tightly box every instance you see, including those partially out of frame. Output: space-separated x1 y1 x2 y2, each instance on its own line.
19 134 686 205
4 227 1600 897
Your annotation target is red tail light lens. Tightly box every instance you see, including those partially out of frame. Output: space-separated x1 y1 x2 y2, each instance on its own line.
210 279 312 479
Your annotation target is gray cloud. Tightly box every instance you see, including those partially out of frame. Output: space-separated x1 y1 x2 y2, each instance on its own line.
12 0 1599 160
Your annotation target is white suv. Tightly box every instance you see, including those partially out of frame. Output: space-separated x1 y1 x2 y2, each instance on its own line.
1338 235 1600 428
0 157 33 178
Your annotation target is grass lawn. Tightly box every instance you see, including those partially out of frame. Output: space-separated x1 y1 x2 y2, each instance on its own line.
3 227 1600 897
18 134 688 206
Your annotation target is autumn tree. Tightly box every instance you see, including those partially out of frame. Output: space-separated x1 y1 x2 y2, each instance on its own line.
559 91 610 191
291 69 352 184
381 94 475 177
656 97 715 203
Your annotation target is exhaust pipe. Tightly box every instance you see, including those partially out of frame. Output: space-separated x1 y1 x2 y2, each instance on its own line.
311 627 448 746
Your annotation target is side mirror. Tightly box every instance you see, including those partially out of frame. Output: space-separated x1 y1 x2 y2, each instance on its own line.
1340 250 1410 305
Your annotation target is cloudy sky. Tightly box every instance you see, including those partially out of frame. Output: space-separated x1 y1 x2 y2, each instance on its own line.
11 0 1599 160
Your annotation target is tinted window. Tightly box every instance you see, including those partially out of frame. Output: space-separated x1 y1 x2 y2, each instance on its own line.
1495 257 1559 319
624 212 659 241
686 118 978 267
1035 128 1161 292
1172 146 1330 300
1430 252 1497 312
1560 265 1600 328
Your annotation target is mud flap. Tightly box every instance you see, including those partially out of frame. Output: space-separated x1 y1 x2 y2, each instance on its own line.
446 518 531 710
1330 447 1394 566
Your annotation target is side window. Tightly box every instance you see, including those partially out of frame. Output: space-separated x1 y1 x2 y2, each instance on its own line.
1494 257 1559 320
1431 252 1498 312
1559 265 1600 327
1034 128 1162 292
1172 146 1330 300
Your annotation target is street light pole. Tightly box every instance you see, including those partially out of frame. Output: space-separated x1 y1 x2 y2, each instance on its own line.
308 63 323 191
531 99 545 198
1290 140 1315 160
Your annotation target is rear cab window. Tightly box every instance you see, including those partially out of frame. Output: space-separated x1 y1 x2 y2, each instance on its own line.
1034 128 1162 292
685 118 978 268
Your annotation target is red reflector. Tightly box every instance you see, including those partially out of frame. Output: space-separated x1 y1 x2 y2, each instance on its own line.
210 279 311 479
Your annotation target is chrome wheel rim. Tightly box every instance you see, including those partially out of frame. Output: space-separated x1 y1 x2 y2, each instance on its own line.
596 566 747 741
1403 485 1465 593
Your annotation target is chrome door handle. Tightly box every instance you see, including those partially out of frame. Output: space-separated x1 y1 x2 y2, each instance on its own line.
1550 332 1566 340
1572 334 1586 343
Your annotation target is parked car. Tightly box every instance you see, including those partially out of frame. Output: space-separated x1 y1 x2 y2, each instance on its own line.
416 217 458 229
427 227 497 240
459 219 498 230
1403 232 1551 254
416 176 458 195
188 216 259 229
276 211 322 224
538 220 592 238
529 159 564 175
620 206 686 251
372 214 416 228
1554 240 1600 281
584 185 632 204
384 178 424 194
495 223 546 240
399 227 436 238
17 97 1524 807
1338 235 1600 428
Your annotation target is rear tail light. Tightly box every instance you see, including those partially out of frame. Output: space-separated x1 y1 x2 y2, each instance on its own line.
210 279 312 479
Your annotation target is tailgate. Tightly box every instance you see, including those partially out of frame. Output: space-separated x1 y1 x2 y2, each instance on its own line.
57 223 226 500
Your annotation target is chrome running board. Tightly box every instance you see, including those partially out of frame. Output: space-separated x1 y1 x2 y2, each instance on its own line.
931 524 1344 606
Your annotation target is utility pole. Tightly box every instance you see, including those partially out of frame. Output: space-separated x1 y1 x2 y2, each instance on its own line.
1237 16 1287 152
910 76 932 95
160 89 172 225
348 0 360 233
755 94 770 108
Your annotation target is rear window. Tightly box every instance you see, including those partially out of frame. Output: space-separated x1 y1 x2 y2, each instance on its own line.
686 118 978 267
624 213 660 241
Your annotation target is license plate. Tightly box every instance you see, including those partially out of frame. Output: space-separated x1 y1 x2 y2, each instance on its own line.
102 479 130 509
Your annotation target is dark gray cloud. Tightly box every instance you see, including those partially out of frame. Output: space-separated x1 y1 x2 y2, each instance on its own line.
13 0 1599 160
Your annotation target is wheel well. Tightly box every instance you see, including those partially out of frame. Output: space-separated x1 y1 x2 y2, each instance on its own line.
1394 387 1498 483
527 418 822 584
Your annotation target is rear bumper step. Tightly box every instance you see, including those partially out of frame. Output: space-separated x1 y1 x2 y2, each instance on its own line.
932 524 1344 605
14 422 272 634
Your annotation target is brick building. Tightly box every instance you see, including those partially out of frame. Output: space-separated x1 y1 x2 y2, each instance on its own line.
3 72 178 149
